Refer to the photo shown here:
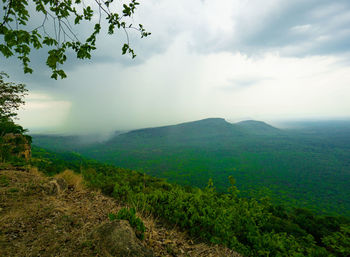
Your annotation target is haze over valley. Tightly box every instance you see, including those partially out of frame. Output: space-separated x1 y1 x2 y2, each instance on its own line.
32 118 350 216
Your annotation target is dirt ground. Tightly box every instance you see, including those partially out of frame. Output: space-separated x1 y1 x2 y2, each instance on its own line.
0 167 241 257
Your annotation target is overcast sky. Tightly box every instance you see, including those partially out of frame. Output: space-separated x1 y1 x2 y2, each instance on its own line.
1 0 350 134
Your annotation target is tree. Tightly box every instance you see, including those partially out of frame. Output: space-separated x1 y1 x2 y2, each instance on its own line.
0 72 28 121
0 0 150 79
0 72 30 162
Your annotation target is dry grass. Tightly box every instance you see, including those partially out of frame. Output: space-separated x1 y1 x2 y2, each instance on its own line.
142 214 242 257
0 168 242 257
0 169 121 257
28 166 43 177
55 169 84 191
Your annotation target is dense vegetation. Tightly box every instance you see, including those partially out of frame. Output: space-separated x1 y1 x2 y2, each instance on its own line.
0 118 31 164
29 146 350 257
0 73 31 163
32 118 350 216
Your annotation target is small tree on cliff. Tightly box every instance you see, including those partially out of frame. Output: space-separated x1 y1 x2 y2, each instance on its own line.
0 72 28 122
0 71 28 136
0 71 28 143
0 73 30 162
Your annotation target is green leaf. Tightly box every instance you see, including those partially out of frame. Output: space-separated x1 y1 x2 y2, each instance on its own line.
122 44 129 55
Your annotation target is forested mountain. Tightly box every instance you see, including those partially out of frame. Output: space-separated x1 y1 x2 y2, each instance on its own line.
107 118 246 146
32 118 350 216
235 120 282 135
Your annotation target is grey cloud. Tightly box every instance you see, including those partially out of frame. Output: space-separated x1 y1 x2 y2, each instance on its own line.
3 0 350 86
192 0 350 57
241 0 350 56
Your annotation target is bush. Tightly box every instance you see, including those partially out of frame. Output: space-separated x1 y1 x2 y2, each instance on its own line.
322 224 350 256
109 208 146 240
35 150 350 257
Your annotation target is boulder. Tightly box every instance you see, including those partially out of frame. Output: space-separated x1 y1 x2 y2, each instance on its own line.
44 178 68 195
92 220 154 257
2 133 31 161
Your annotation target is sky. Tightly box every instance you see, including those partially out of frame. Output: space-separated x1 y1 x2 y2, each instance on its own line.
1 0 350 134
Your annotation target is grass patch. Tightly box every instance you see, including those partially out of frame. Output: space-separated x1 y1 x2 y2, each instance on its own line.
81 240 94 249
8 187 19 193
55 170 84 190
0 175 9 187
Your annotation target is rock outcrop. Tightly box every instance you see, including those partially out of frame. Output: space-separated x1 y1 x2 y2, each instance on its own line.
1 133 31 161
92 220 155 257
44 178 68 195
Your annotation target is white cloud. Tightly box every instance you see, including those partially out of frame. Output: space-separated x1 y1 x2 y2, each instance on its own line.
291 24 312 33
17 93 71 131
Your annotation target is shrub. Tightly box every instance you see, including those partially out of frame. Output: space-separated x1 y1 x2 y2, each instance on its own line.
322 224 350 256
109 207 146 240
0 175 9 187
34 151 350 257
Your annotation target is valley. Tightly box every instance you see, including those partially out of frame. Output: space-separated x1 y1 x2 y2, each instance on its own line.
32 118 350 216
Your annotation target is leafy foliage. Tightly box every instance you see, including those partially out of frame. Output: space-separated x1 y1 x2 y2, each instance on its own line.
322 224 350 256
31 148 350 257
0 0 150 79
0 121 31 163
0 72 28 120
0 116 27 136
109 207 145 240
30 146 84 175
0 73 31 163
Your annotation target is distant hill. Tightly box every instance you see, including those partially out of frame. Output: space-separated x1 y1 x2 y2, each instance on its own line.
107 118 246 148
31 118 350 216
127 118 237 137
32 118 282 149
235 120 281 135
118 118 280 136
104 118 284 149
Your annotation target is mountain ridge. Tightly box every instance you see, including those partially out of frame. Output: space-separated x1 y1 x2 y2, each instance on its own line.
235 120 281 135
112 118 279 142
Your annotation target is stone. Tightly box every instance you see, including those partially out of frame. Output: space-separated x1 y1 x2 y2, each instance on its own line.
54 178 68 191
92 220 154 257
44 178 68 195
